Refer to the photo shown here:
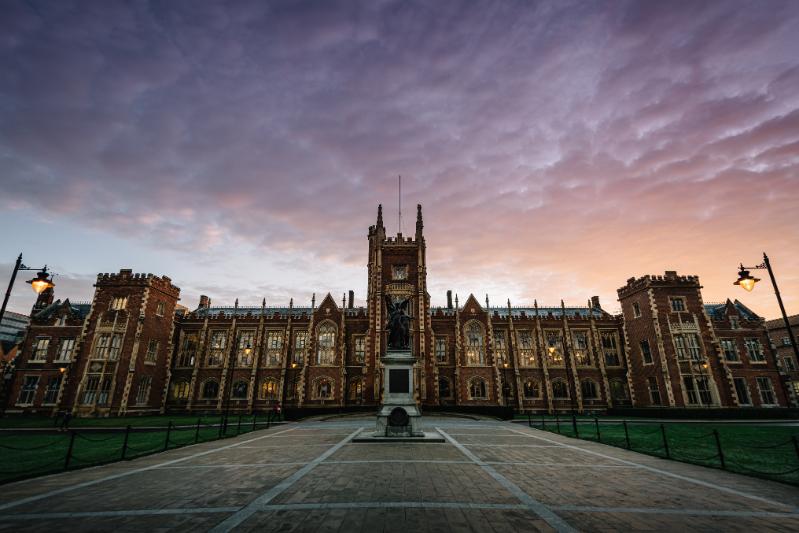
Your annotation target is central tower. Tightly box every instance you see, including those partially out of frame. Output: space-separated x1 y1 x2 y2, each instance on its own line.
366 204 431 404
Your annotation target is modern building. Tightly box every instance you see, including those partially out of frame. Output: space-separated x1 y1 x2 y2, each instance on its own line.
4 205 791 416
765 313 799 406
0 310 29 345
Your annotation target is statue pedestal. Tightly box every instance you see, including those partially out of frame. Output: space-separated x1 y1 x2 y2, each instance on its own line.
353 349 443 443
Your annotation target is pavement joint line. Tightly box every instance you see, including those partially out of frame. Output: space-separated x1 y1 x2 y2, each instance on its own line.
0 425 299 514
462 444 563 447
505 425 798 512
437 427 577 533
261 502 529 511
159 463 311 469
235 444 333 448
552 504 799 518
208 427 364 532
1 507 241 520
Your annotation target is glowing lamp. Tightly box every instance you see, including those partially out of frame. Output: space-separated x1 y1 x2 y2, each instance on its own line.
26 270 54 294
244 344 252 356
59 366 67 374
291 362 298 368
734 266 759 292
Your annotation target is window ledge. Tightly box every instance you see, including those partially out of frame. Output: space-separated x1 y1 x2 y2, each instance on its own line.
144 361 157 366
28 360 47 364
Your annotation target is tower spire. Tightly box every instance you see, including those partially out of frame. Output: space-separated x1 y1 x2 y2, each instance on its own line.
398 175 402 234
376 204 384 229
416 204 423 238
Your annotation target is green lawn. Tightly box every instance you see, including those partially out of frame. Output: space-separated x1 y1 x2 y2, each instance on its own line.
526 418 799 485
0 414 277 484
0 414 238 429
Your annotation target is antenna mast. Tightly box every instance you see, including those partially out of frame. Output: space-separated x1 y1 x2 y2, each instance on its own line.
398 174 402 234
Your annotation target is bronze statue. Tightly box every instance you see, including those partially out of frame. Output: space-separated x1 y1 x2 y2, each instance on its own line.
385 296 413 349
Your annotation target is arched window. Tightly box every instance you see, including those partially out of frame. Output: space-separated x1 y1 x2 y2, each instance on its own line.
202 380 219 399
552 379 569 398
464 322 485 365
260 378 279 400
523 380 539 398
581 379 598 399
438 377 452 399
468 377 487 399
171 380 189 400
610 379 628 400
231 380 248 399
314 378 333 399
348 379 363 401
317 322 337 365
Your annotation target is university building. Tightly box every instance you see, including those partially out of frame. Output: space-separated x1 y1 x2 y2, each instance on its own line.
3 205 793 417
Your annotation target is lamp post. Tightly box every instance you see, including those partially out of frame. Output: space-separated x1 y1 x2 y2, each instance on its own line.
1 254 55 325
734 253 799 362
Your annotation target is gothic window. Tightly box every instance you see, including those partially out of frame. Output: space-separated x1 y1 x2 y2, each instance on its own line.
468 377 487 400
353 336 366 364
745 338 765 362
108 334 122 361
632 302 641 318
177 334 197 367
97 377 112 405
145 339 159 363
756 377 776 405
236 330 256 367
392 264 408 280
81 376 100 404
110 296 128 310
135 376 152 405
572 331 590 366
260 378 279 400
581 379 598 399
317 323 337 365
56 338 75 361
314 378 333 399
266 330 283 366
669 297 686 312
600 331 620 366
517 330 536 366
43 376 61 404
544 331 564 366
720 339 739 362
94 334 110 359
18 376 39 405
202 380 219 399
348 379 363 401
293 331 307 366
438 377 452 399
551 379 569 399
648 377 661 405
464 322 485 366
523 380 539 399
640 339 653 364
207 331 226 366
610 379 628 401
231 380 248 399
171 380 190 400
156 301 166 316
32 337 50 361
435 337 447 363
493 330 508 366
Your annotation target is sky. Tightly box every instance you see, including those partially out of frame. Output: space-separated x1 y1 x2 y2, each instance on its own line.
1 0 798 319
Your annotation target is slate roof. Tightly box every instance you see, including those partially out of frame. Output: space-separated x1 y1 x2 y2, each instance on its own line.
34 299 92 320
704 300 760 321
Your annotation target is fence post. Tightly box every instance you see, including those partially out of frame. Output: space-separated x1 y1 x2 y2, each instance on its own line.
164 421 172 451
237 414 242 435
793 436 799 462
713 429 725 469
660 424 670 459
623 421 631 449
594 417 601 442
64 431 76 470
121 425 131 460
527 412 531 428
555 413 560 433
252 412 257 432
194 418 201 444
541 414 546 430
573 414 579 438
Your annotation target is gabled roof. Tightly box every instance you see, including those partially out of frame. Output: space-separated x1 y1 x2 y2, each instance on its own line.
34 299 91 321
704 299 760 321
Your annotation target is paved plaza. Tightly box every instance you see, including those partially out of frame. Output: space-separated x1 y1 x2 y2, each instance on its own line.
0 416 797 532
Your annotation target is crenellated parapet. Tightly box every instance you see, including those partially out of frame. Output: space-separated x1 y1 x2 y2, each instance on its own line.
95 269 180 298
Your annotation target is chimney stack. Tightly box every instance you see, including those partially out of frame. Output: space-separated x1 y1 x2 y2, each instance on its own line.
590 296 601 309
348 290 354 309
199 295 210 309
447 290 453 309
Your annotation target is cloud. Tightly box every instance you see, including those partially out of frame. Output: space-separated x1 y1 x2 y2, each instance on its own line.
0 0 798 318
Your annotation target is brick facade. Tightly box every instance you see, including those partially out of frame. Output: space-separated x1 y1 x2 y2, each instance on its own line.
4 206 792 416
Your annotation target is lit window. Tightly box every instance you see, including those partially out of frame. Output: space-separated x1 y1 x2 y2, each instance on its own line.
545 331 564 366
236 330 256 367
260 379 279 400
517 330 535 366
572 331 590 366
316 323 336 365
464 322 485 366
171 381 190 400
110 296 128 310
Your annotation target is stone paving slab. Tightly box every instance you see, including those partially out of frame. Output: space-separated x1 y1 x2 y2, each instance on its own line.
0 418 798 532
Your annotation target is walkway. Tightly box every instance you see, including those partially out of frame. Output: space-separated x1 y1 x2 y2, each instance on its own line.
0 416 797 531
